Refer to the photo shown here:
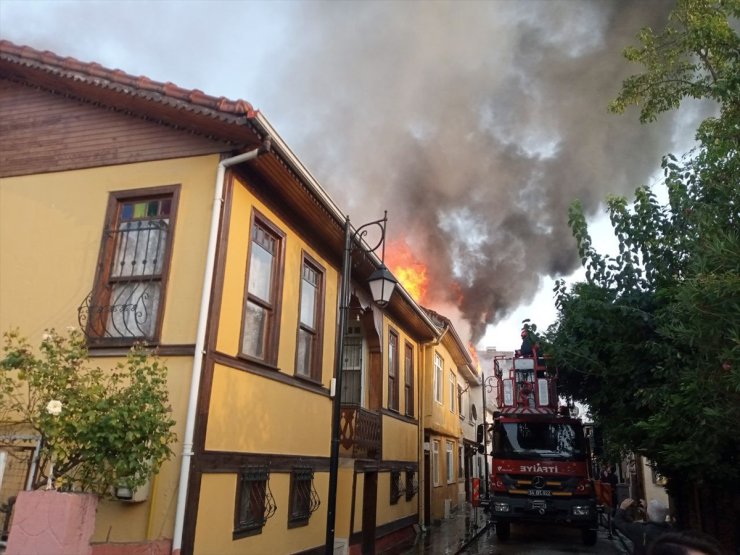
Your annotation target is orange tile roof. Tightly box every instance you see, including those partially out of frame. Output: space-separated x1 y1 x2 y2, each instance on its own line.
0 40 257 117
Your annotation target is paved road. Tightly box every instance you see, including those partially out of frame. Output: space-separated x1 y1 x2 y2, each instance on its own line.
460 522 627 555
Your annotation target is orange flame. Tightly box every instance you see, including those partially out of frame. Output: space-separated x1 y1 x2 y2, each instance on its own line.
467 341 480 366
385 239 428 303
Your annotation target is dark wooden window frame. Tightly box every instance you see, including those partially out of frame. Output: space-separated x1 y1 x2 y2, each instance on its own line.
387 328 400 412
287 466 320 528
83 184 180 346
233 466 276 539
403 341 414 417
294 251 325 383
238 210 285 367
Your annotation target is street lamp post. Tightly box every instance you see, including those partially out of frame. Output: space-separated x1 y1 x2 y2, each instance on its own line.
325 212 397 554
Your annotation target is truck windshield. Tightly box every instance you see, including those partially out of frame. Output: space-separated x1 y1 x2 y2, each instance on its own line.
493 421 586 460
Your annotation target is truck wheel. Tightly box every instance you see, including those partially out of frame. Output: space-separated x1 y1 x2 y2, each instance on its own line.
496 521 510 541
581 528 597 546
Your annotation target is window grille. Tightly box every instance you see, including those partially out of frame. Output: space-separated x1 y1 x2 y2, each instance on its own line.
79 192 175 343
405 469 418 501
390 470 402 505
234 466 276 538
288 467 320 528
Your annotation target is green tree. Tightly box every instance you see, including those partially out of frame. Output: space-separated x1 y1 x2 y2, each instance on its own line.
0 328 177 497
547 0 739 547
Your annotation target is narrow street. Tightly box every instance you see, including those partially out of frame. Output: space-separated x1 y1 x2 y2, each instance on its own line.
386 506 628 555
459 522 625 555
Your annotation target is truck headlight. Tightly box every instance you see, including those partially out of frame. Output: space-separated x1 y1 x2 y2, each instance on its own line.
494 502 510 512
572 505 590 516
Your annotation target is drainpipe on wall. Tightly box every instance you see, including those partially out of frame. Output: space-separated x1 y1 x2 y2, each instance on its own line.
418 324 449 528
171 140 270 555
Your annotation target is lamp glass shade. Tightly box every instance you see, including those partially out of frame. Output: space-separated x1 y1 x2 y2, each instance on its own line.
367 265 397 306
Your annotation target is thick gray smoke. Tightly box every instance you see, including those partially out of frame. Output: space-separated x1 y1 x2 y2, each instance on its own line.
0 0 679 343
257 0 677 342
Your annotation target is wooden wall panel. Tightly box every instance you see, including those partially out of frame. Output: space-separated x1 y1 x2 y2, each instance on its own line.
0 79 236 177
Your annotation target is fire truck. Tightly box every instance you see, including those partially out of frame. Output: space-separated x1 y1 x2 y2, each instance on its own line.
485 346 599 545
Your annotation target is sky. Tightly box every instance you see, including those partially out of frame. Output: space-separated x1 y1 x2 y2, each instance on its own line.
1 0 703 351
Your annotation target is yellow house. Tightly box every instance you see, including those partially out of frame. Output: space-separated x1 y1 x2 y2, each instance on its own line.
418 310 478 524
0 40 451 555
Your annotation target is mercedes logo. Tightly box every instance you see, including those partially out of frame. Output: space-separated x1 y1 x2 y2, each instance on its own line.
532 476 546 489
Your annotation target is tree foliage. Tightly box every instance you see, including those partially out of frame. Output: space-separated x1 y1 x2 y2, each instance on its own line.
547 0 740 488
0 328 177 497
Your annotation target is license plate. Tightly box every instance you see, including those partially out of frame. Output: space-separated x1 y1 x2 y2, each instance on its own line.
528 489 551 496
529 499 548 511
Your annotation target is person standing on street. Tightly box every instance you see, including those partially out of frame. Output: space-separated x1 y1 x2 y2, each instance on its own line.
614 498 672 555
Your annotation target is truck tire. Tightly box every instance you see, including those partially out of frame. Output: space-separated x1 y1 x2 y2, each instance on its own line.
581 528 597 546
496 521 511 541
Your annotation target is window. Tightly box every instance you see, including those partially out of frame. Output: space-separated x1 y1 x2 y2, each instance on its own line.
241 214 284 364
234 467 276 539
432 440 440 486
449 371 456 413
458 444 464 479
405 469 417 501
434 352 443 404
296 254 324 380
82 186 178 343
446 441 455 484
458 383 464 419
388 329 399 410
288 467 320 528
390 470 402 505
404 342 414 417
342 324 363 404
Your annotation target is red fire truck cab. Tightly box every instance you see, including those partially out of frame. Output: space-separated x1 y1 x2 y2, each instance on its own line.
486 348 598 545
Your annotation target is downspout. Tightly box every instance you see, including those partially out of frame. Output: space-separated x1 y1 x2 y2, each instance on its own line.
172 140 269 555
417 324 449 527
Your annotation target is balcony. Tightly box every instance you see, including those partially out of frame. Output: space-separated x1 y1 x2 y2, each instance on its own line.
339 404 381 460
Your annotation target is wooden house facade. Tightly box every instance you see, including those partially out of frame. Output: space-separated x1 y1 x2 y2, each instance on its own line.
0 40 455 555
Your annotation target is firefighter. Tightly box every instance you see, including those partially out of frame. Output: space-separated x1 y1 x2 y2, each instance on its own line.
520 328 533 356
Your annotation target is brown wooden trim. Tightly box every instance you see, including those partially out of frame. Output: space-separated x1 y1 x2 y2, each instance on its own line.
87 344 196 357
212 351 330 397
180 455 203 555
197 451 330 473
349 468 358 546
